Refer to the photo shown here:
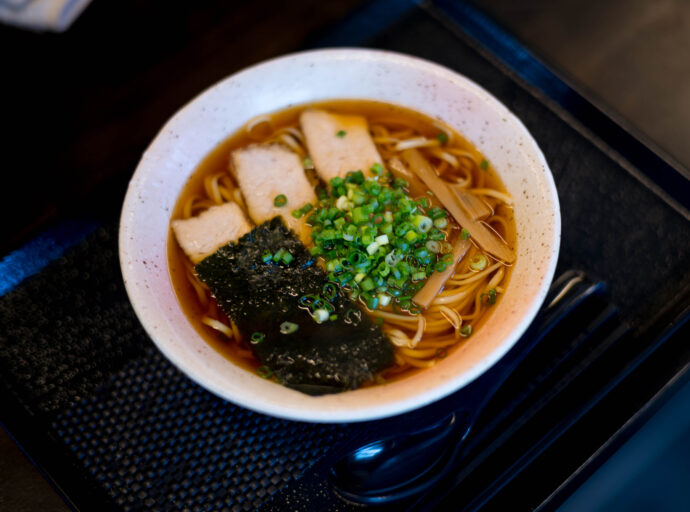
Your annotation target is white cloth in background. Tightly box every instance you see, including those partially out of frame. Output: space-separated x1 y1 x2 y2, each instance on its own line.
0 0 93 32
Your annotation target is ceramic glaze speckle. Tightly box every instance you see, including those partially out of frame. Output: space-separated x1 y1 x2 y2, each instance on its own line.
119 49 560 423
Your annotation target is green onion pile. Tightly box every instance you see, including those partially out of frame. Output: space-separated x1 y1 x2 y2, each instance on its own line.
305 165 454 312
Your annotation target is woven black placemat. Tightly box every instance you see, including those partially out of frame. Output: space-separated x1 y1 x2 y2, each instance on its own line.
0 224 349 511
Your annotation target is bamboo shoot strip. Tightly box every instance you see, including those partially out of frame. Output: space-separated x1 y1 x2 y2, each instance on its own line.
401 149 515 263
413 237 472 309
451 186 493 220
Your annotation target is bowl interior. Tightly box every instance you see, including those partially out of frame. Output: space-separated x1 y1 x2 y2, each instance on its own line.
119 48 560 422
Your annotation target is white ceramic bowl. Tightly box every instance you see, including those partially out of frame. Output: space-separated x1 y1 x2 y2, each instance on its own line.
119 48 560 423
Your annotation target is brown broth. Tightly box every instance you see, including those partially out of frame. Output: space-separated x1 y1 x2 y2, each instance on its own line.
167 99 515 380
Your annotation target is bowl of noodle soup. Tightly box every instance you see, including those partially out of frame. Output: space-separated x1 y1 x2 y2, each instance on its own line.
119 48 560 422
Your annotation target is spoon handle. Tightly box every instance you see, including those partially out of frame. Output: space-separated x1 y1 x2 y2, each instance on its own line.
458 271 605 422
329 272 606 507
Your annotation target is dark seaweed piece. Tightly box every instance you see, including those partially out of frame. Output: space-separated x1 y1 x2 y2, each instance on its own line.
195 217 394 395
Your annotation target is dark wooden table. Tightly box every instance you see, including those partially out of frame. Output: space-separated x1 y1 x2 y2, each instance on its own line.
2 0 689 510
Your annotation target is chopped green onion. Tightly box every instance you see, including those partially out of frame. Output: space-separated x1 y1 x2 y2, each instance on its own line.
299 294 318 306
434 260 448 272
469 254 488 271
345 308 362 326
404 230 419 243
411 215 433 233
303 156 314 169
280 321 299 334
346 170 365 184
484 288 497 305
262 251 273 263
272 248 285 262
433 217 448 229
273 194 287 207
250 332 265 344
392 178 409 189
461 228 471 240
302 167 459 311
480 159 489 170
291 202 314 218
365 295 379 310
257 366 272 379
322 282 337 301
427 207 447 220
426 240 441 253
436 132 449 144
460 325 473 337
280 251 293 265
361 277 375 292
366 241 380 255
428 228 446 241
370 162 384 175
416 197 430 209
336 129 347 138
336 195 354 211
412 271 426 281
316 185 328 200
330 314 338 321
313 308 330 323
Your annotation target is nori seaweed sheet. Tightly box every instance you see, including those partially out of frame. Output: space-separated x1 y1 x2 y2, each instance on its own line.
195 218 394 395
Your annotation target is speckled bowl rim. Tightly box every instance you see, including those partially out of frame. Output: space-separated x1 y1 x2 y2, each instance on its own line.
119 48 560 423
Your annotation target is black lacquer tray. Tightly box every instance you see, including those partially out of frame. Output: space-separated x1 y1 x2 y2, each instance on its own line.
1 1 689 511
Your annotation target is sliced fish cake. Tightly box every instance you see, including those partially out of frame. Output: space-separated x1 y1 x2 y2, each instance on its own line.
300 109 383 183
231 143 316 243
172 201 252 263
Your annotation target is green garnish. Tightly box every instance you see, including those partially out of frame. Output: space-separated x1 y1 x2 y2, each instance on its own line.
436 132 448 144
303 171 455 311
250 332 265 344
272 248 285 262
280 251 293 265
313 308 330 323
274 194 287 207
469 254 488 271
487 288 497 305
460 325 473 338
322 282 338 301
370 162 384 175
336 129 347 138
344 308 362 326
303 156 314 169
291 202 314 218
262 251 273 263
279 321 299 334
433 217 448 229
480 159 489 170
257 366 272 379
460 228 471 240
